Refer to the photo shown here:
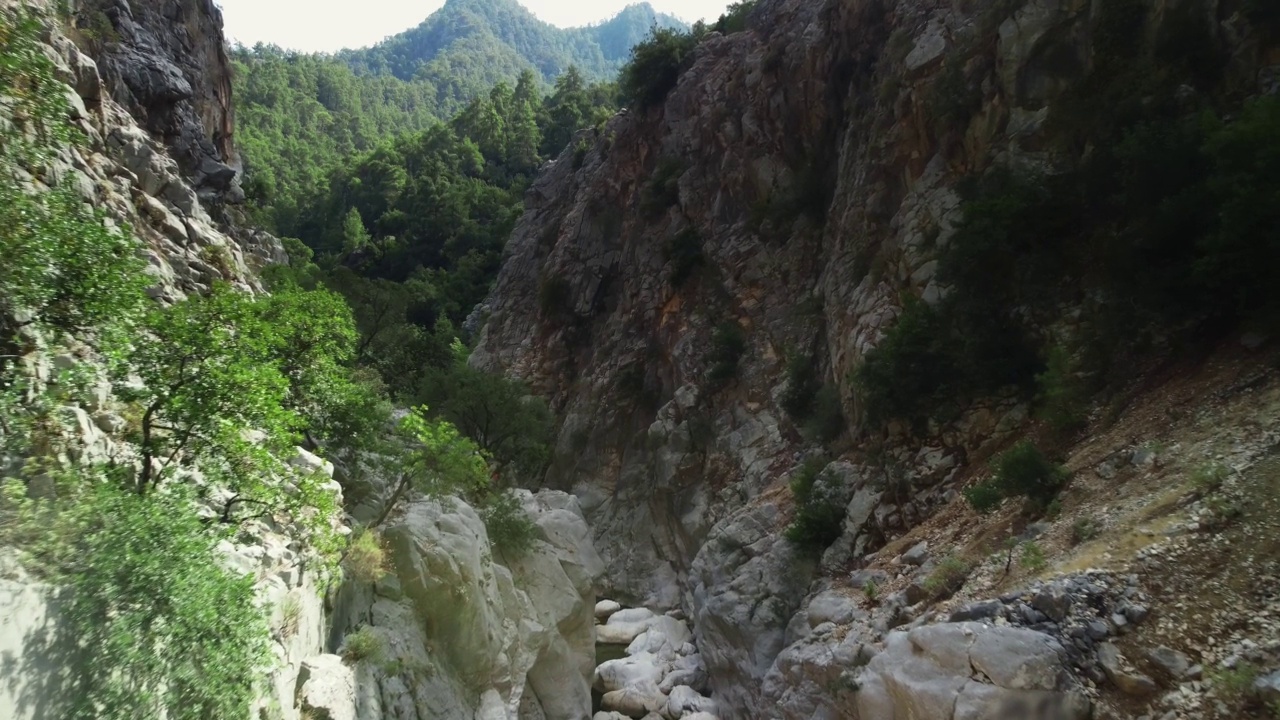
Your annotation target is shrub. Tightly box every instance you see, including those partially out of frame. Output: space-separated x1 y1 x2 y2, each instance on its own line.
344 527 386 584
991 441 1068 510
572 138 591 169
1071 517 1097 545
713 0 757 34
1 474 272 720
855 297 955 427
482 491 538 557
643 156 686 214
782 353 821 419
342 626 386 664
1020 541 1047 572
619 27 699 109
279 594 304 639
805 385 846 443
1035 344 1087 435
1208 662 1259 704
707 322 748 384
785 457 848 553
1191 462 1228 494
862 579 879 603
666 227 705 286
964 480 1004 514
921 555 972 600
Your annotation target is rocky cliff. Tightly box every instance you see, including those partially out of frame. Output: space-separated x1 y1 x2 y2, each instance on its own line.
0 4 608 720
474 0 1280 717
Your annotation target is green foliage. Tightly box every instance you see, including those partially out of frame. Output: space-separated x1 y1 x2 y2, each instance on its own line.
921 555 972 600
344 527 387 584
1191 462 1229 494
855 298 957 428
1207 662 1260 704
1 472 271 720
425 362 554 481
1071 517 1097 545
805 386 846 443
0 7 147 335
1035 344 1087 435
119 286 297 492
782 353 822 420
666 227 705 286
992 441 1068 509
713 1 758 34
707 322 748 385
1019 541 1047 572
619 27 700 109
342 626 386 664
862 578 879 603
481 490 538 556
398 407 491 499
644 156 686 214
785 457 847 553
964 481 1004 514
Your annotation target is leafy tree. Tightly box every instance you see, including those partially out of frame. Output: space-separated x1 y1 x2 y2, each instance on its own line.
0 6 148 335
1 470 271 720
369 407 490 528
342 207 373 255
119 285 297 495
423 358 554 482
619 27 701 109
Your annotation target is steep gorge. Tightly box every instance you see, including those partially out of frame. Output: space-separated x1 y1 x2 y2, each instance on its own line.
473 0 1280 717
2 0 1280 719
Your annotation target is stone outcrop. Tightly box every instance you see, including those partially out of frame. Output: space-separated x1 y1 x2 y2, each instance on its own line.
81 0 243 201
472 0 1278 717
330 490 605 720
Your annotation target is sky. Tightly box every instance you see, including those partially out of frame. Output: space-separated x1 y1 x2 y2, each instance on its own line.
215 0 734 53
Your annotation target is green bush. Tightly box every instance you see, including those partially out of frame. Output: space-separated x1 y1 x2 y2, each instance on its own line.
482 491 538 557
342 626 386 664
344 527 387 584
707 322 748 384
665 227 705 286
785 457 848 553
805 386 845 443
855 298 955 427
643 156 686 214
964 481 1004 514
1071 517 1097 545
713 0 757 34
992 441 1068 509
1020 541 1047 572
2 473 271 720
1034 344 1087 435
782 353 821 419
619 27 699 109
921 555 972 600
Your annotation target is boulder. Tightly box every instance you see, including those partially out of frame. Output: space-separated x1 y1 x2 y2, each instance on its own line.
596 599 623 620
601 679 668 718
295 655 355 720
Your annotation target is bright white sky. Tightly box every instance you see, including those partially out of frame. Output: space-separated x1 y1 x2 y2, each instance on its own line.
216 0 733 53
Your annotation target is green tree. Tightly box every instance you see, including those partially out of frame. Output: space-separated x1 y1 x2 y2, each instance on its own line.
368 407 490 528
619 27 700 109
342 207 373 255
119 285 297 496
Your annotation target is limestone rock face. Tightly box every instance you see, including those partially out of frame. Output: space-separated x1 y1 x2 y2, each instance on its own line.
88 0 242 200
471 0 1277 716
331 490 604 720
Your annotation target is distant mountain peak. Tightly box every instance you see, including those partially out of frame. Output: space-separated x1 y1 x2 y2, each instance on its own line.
341 1 689 85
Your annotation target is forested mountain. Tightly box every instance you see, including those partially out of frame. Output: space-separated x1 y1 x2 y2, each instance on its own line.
340 0 687 85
